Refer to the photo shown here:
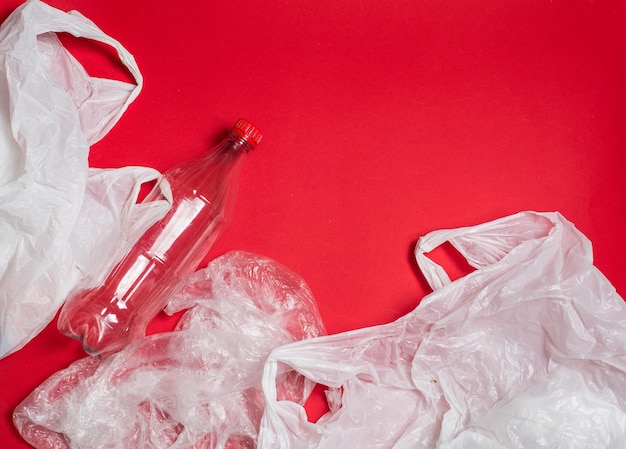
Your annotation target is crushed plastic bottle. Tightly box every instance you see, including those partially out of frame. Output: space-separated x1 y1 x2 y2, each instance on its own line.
57 119 262 356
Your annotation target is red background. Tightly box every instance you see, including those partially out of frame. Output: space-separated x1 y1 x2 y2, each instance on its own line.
1 0 626 446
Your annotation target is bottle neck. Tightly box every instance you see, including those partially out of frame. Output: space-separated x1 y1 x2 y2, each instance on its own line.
226 131 257 154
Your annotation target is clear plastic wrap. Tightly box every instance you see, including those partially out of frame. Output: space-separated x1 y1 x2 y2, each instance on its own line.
14 251 325 449
259 211 626 448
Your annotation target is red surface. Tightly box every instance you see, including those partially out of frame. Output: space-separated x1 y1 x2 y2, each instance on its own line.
1 0 626 446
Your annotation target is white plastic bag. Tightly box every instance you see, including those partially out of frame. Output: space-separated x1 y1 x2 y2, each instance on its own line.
259 211 626 448
0 0 169 358
13 251 326 449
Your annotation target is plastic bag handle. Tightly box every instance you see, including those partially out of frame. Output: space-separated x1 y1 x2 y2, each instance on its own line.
72 167 172 290
414 227 466 290
28 0 143 143
414 211 557 291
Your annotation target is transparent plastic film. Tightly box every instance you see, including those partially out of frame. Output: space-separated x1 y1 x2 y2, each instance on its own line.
15 251 325 449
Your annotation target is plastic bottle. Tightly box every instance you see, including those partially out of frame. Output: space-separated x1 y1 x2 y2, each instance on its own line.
57 119 263 356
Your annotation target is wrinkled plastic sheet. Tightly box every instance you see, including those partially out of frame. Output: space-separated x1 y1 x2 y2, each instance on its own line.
14 251 326 449
258 211 626 449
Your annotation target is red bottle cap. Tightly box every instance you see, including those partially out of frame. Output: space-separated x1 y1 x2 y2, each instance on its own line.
233 119 263 148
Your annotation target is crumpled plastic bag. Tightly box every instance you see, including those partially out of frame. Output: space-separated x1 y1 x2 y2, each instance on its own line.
0 0 170 358
14 250 326 449
259 211 626 448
